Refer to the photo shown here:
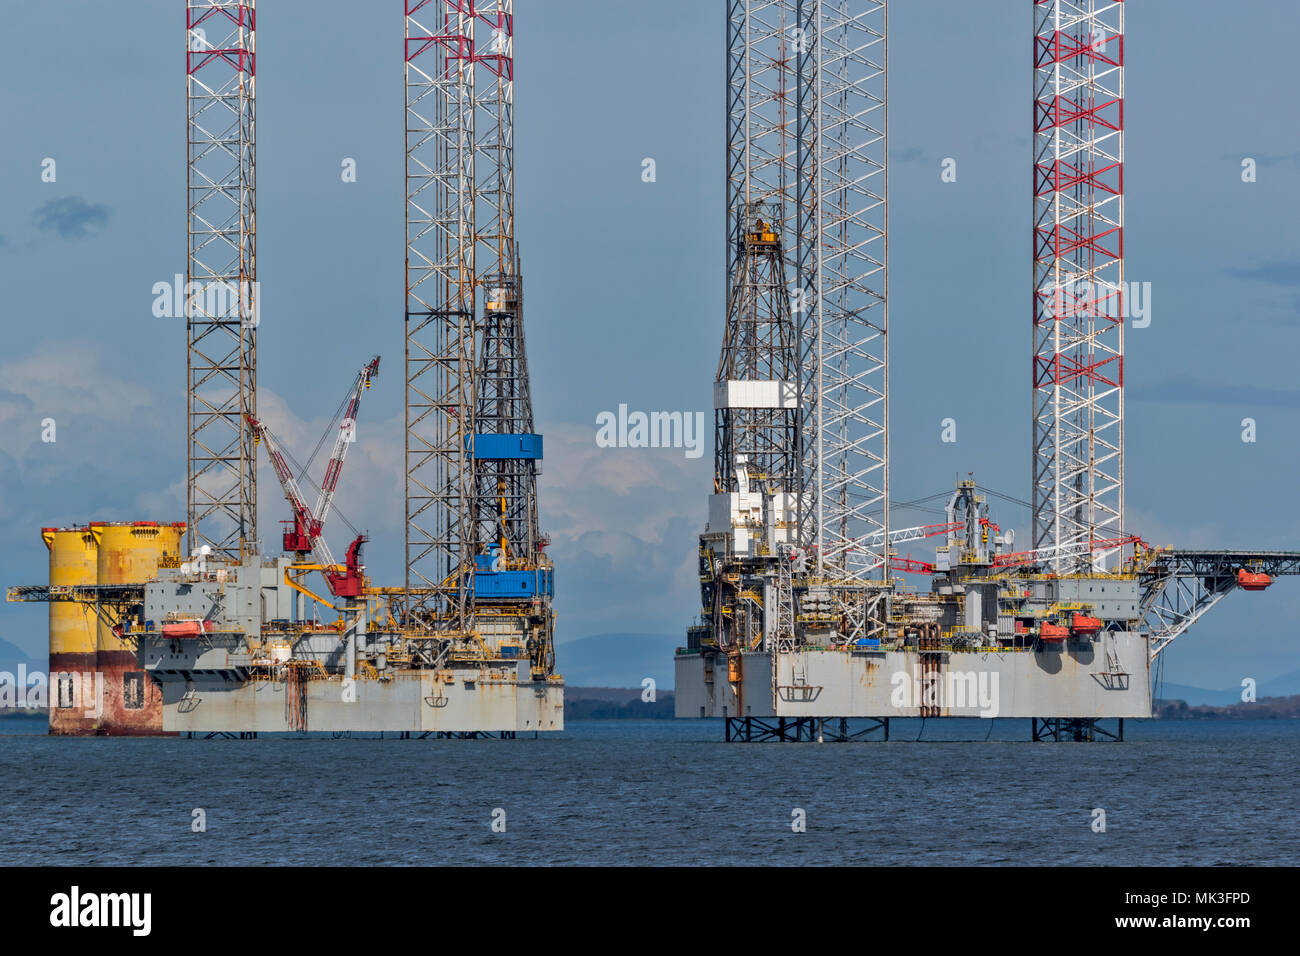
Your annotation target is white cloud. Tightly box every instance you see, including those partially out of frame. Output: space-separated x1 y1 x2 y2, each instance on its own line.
0 346 157 459
0 346 710 642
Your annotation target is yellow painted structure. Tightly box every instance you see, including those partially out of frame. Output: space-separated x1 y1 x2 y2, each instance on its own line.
43 526 99 734
43 526 98 663
90 522 186 653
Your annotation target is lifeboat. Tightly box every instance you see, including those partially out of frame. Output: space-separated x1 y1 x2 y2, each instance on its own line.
161 619 215 638
1237 569 1272 591
1040 622 1070 642
1070 613 1103 634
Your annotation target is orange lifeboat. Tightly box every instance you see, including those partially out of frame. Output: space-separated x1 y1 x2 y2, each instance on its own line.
161 619 215 639
1237 569 1273 591
1071 613 1103 634
1040 622 1070 642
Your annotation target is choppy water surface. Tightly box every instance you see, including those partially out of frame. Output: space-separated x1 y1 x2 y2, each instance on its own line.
1 717 1294 865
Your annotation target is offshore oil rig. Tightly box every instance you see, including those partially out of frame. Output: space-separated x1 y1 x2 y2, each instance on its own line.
10 1 563 736
674 1 1300 741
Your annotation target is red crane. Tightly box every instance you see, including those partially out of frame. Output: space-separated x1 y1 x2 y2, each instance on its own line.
248 356 380 600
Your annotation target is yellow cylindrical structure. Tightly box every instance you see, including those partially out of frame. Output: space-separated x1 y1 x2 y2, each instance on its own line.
90 521 186 735
43 526 98 736
91 522 185 652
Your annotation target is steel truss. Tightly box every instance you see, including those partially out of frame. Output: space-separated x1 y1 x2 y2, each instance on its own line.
820 716 888 741
187 1 257 562
1031 717 1123 742
795 0 889 585
725 715 816 742
1032 0 1125 571
405 1 479 630
6 584 144 650
1140 550 1300 659
723 715 889 742
727 0 800 272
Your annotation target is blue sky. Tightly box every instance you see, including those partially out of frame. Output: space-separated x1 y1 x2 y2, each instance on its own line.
1 0 1298 690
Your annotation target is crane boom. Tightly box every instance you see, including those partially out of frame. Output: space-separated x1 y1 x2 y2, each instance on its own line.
992 535 1145 571
818 521 963 566
247 415 335 570
247 355 381 599
313 356 380 527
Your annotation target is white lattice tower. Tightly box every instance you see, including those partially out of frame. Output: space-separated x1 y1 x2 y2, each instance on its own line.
1032 0 1125 572
186 1 257 562
405 1 478 629
728 0 800 275
795 0 889 584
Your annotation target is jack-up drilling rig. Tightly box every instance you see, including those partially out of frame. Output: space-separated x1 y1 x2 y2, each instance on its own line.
11 1 562 737
673 1 1300 743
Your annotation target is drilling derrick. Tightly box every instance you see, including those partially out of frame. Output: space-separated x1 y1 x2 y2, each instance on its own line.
186 0 257 562
716 206 800 498
683 2 895 733
705 203 800 655
475 273 537 565
474 268 555 677
404 0 556 681
468 2 554 679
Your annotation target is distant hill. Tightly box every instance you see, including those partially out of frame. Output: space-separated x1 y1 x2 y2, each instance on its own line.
1154 668 1300 706
0 637 44 676
0 638 46 714
1154 694 1300 719
554 632 680 690
564 687 674 720
565 686 657 703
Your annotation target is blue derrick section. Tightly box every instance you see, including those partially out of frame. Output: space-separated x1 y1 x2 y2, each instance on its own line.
463 433 548 597
466 433 543 459
471 555 554 598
